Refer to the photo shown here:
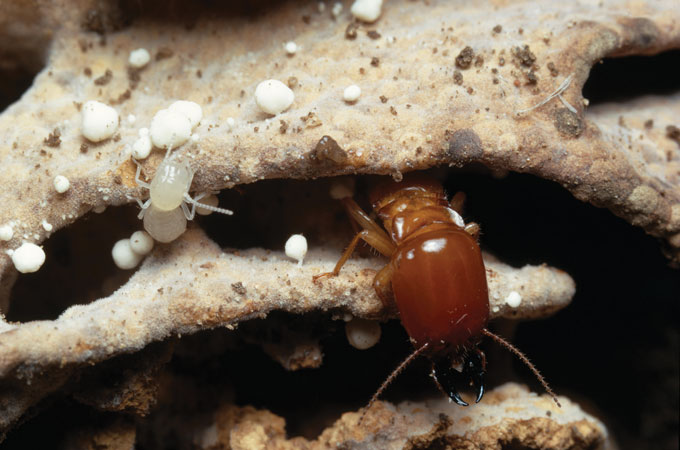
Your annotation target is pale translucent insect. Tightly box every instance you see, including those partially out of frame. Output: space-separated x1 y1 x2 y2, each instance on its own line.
131 152 233 243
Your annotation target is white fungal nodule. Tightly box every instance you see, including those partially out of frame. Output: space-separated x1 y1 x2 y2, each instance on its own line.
255 80 294 115
132 135 152 159
112 239 143 269
350 0 383 22
343 85 361 102
285 41 297 55
53 175 70 193
0 224 14 241
505 290 522 308
168 100 203 128
285 234 307 267
149 108 193 149
130 230 154 255
128 48 151 68
81 100 119 142
11 243 46 273
345 318 381 349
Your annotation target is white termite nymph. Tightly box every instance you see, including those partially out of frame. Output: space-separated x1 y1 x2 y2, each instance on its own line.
130 149 234 243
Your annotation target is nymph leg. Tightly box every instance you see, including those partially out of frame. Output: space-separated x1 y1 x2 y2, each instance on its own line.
132 158 151 189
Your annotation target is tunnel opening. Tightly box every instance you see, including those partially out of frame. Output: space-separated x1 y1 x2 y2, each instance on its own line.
582 50 680 105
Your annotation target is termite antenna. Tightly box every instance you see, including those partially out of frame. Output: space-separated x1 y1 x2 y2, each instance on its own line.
481 328 561 407
183 194 234 216
358 342 429 426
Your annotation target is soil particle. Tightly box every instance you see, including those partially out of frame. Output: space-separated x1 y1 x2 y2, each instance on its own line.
345 22 358 40
311 135 347 164
94 69 113 86
455 46 474 69
513 45 536 67
231 282 247 295
446 128 483 160
155 47 174 61
666 125 680 147
44 129 61 147
367 30 381 40
554 108 584 137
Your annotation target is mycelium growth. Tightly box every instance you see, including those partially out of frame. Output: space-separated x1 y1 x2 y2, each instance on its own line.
0 0 678 448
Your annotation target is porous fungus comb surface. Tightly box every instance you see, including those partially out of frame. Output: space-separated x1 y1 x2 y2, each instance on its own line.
1 0 678 447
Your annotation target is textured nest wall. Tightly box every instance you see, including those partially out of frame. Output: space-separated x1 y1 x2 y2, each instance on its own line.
0 0 679 448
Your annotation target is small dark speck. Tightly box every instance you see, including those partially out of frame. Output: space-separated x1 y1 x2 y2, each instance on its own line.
390 106 397 115
456 46 475 69
94 69 113 86
345 22 358 40
380 95 388 103
155 47 174 61
367 30 381 39
371 56 380 67
231 282 247 295
44 129 61 148
666 125 680 147
83 67 92 77
302 15 311 24
492 25 502 33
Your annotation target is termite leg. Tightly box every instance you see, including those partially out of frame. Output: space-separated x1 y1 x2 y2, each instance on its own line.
132 158 151 189
341 198 392 245
313 229 396 283
134 198 152 219
372 262 395 308
181 192 207 220
449 191 466 214
464 222 481 240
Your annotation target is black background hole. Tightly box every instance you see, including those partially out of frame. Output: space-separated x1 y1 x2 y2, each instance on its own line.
6 206 141 322
582 50 680 105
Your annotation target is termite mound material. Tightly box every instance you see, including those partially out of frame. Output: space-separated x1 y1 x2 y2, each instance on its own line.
0 0 678 447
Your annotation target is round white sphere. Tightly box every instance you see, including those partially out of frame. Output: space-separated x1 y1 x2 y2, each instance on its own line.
255 79 295 115
82 101 119 142
345 318 382 350
11 243 46 273
149 109 192 149
112 239 142 270
130 230 155 255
